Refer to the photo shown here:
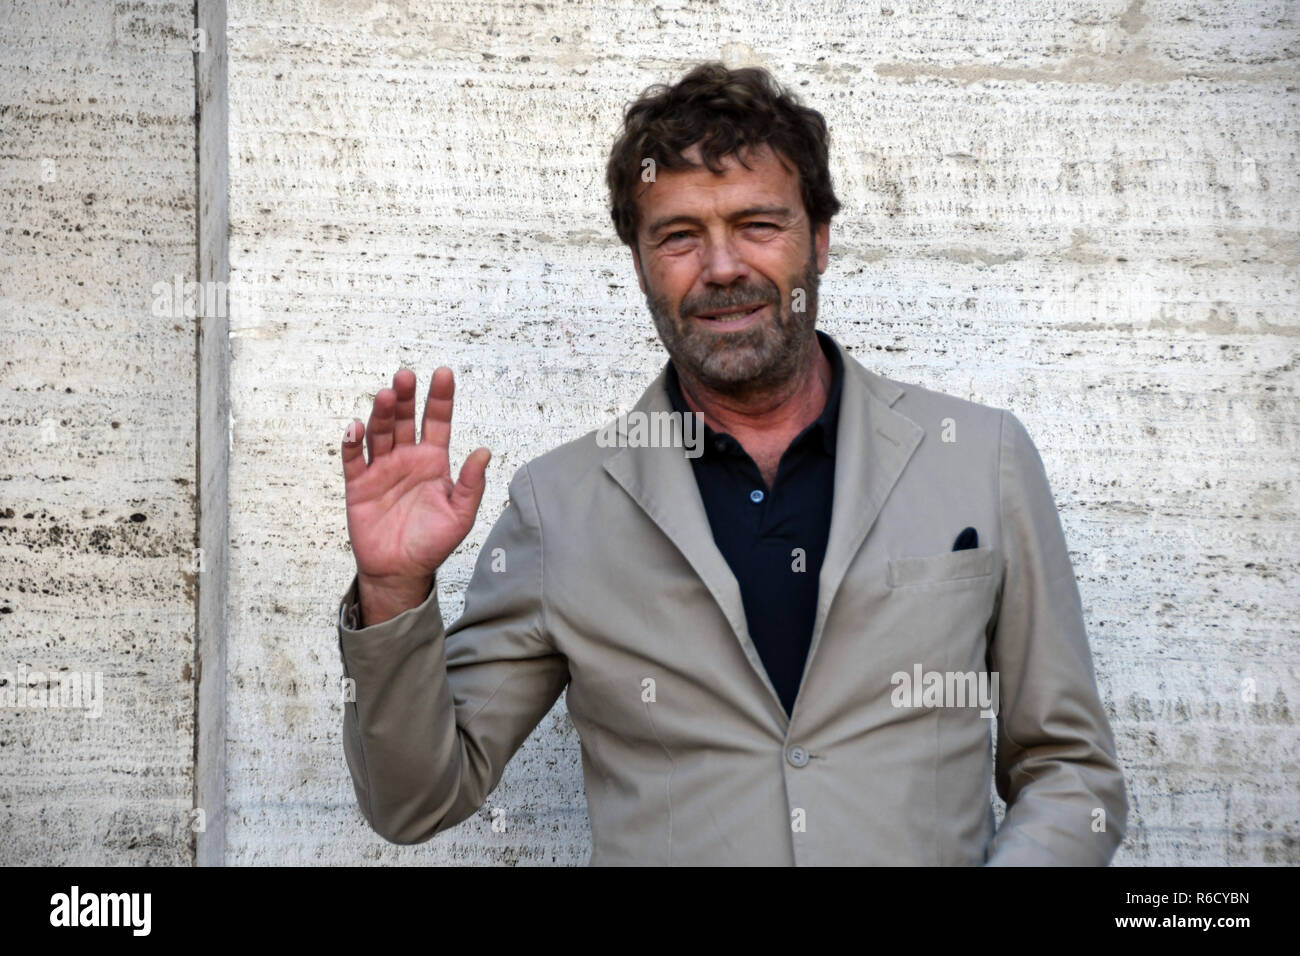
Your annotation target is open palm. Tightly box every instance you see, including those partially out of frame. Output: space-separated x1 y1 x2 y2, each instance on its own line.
341 367 491 587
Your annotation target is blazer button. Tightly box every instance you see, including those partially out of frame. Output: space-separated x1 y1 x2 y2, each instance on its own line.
786 745 809 768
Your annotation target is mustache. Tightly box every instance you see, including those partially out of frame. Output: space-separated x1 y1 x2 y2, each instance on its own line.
681 288 778 315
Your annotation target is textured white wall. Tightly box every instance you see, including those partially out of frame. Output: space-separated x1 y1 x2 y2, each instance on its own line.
0 0 199 863
225 0 1297 865
3 0 1293 867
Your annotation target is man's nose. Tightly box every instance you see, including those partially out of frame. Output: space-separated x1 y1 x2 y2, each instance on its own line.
698 234 749 287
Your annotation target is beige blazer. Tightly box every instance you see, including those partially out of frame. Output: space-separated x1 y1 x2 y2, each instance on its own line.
336 336 1128 865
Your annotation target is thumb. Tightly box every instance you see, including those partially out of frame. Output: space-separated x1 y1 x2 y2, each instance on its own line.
449 447 491 519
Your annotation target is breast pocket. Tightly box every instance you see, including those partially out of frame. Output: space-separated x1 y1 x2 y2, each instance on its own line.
887 546 996 588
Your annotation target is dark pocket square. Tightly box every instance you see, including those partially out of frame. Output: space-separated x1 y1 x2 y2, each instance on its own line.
952 526 979 551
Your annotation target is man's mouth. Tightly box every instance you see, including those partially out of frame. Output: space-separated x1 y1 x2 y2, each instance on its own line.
693 302 769 324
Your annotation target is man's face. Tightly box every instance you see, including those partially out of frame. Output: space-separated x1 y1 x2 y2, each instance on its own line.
632 141 830 398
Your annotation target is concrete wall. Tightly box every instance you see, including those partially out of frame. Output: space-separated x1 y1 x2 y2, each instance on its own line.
2 0 1294 866
0 0 200 863
224 0 1297 865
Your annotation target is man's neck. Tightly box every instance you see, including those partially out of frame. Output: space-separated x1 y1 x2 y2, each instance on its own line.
674 334 833 487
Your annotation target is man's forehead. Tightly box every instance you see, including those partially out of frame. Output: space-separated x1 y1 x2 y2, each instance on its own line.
635 142 798 220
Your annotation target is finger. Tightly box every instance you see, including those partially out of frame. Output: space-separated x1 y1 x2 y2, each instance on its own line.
366 387 397 461
449 447 491 519
391 368 418 446
420 366 455 450
341 420 367 484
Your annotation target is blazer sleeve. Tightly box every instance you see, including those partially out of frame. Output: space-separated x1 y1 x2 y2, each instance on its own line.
983 411 1128 865
336 462 570 844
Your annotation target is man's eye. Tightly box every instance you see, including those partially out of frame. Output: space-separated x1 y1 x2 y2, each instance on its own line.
746 222 777 231
663 230 691 242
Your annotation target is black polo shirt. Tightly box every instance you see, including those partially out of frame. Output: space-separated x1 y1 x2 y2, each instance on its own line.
664 330 843 718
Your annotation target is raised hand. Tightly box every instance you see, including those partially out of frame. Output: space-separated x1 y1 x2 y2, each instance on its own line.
341 367 491 625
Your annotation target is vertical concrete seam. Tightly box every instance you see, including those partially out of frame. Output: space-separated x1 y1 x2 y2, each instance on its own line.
190 0 202 870
194 0 230 867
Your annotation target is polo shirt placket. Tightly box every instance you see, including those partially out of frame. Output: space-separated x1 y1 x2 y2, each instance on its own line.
664 330 844 717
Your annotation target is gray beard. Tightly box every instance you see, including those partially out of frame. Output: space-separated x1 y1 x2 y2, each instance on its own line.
645 248 821 404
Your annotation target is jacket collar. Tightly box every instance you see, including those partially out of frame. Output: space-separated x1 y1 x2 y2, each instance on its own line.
601 333 923 729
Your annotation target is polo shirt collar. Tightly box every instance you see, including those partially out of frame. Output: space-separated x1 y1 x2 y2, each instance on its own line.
664 329 844 457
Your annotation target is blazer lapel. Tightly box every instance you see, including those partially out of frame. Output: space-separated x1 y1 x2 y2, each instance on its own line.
601 345 925 728
602 366 788 721
803 351 924 681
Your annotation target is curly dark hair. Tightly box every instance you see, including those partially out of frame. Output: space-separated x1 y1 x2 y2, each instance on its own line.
605 62 841 252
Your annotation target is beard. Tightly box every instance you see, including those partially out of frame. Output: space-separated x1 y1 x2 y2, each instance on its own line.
644 245 821 403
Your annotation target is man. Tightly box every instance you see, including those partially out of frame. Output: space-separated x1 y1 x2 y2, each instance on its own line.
336 62 1128 865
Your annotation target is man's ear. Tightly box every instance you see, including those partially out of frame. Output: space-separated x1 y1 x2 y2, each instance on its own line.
632 243 647 295
814 220 830 274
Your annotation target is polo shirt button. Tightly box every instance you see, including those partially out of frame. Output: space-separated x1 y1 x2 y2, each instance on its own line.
786 745 809 768
749 489 764 503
